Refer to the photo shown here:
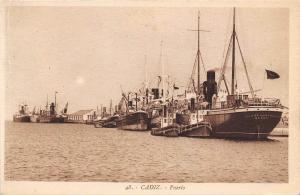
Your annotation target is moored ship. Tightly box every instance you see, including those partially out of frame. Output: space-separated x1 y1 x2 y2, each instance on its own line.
202 71 283 139
175 100 213 138
13 104 31 122
185 8 284 139
38 92 68 123
39 102 67 123
94 115 120 128
116 89 151 131
150 103 178 136
118 111 149 131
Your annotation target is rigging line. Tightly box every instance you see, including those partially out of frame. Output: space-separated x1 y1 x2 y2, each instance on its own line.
192 79 196 93
235 34 255 98
192 50 199 76
199 50 206 73
187 50 198 90
222 11 232 59
217 34 233 94
192 51 199 92
222 74 230 94
219 45 232 95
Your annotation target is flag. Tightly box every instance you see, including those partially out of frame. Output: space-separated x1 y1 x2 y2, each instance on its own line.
63 102 68 114
266 69 280 79
157 76 162 84
173 84 179 90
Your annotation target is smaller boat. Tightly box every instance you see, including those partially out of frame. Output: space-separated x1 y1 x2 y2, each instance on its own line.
179 121 212 137
151 104 212 138
151 124 180 137
151 103 179 137
94 115 120 128
13 104 31 122
175 94 213 138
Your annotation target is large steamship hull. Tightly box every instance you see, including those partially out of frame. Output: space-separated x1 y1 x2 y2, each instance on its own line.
39 116 66 123
118 111 149 131
204 107 283 139
13 115 31 122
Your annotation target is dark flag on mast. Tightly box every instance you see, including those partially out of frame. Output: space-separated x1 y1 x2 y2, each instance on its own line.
266 69 280 79
173 84 179 90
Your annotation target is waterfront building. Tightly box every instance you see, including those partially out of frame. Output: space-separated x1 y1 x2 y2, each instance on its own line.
67 109 97 124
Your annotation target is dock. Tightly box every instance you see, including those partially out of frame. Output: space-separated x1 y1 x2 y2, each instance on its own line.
270 128 288 137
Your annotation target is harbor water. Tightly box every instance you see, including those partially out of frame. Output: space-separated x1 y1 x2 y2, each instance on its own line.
5 121 288 182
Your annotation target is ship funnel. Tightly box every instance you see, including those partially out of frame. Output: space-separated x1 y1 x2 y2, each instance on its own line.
207 70 215 81
50 102 55 115
191 98 195 111
163 105 167 117
151 88 159 99
20 105 25 115
203 70 217 104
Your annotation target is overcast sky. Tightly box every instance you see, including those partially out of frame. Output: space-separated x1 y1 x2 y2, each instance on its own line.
5 7 288 119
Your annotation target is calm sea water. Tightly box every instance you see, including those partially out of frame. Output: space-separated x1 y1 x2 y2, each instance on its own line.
5 121 288 182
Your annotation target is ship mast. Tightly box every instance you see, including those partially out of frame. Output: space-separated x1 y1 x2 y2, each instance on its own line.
197 11 200 96
217 7 255 98
160 40 166 103
231 8 236 95
54 91 58 107
144 55 149 105
54 91 58 114
109 99 112 115
46 94 49 111
187 10 209 95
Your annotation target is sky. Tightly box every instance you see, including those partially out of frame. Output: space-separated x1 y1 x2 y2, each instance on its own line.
5 7 289 119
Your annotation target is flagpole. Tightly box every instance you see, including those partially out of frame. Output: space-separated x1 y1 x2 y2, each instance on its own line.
262 70 266 100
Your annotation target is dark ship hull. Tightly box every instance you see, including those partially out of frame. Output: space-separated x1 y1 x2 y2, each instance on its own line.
94 115 120 128
118 111 149 131
13 115 31 122
39 116 66 123
204 107 283 139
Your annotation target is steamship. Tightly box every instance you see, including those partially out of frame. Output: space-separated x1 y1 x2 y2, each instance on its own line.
13 104 31 122
94 115 120 128
39 102 67 123
117 92 150 131
38 92 68 123
202 71 283 139
186 8 283 139
118 111 149 131
94 100 121 128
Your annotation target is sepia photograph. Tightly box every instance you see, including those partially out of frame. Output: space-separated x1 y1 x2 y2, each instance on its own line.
1 4 298 194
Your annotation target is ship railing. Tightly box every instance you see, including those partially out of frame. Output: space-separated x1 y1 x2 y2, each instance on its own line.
178 121 212 134
204 98 281 110
248 98 281 107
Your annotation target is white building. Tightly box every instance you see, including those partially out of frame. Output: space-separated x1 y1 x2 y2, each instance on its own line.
67 109 97 124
